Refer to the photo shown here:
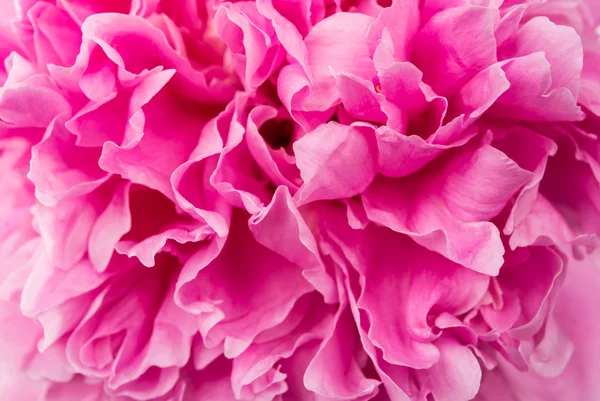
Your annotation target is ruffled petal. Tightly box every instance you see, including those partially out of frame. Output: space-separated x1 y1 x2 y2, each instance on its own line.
362 141 531 274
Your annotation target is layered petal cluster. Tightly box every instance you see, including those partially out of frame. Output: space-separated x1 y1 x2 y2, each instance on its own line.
1 0 600 400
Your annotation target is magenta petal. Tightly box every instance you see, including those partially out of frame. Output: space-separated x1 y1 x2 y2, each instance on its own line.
0 73 70 129
493 127 559 246
20 2 81 69
245 105 302 190
366 0 419 62
249 186 337 303
294 122 377 205
29 115 107 207
58 0 134 24
363 142 531 275
504 247 565 341
540 132 600 245
299 12 376 111
499 16 583 98
210 95 274 214
20 255 111 319
303 306 380 400
325 220 489 369
79 13 235 103
171 99 232 237
108 276 197 399
232 293 334 400
374 126 447 178
215 2 285 90
489 53 585 121
114 185 212 267
183 357 237 401
336 73 392 126
2 0 600 399
411 5 498 96
177 211 312 355
485 252 600 401
32 191 109 271
88 181 131 272
377 61 447 136
437 62 510 143
418 336 482 401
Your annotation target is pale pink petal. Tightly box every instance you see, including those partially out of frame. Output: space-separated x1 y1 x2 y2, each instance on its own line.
192 335 223 371
508 194 578 249
64 255 179 392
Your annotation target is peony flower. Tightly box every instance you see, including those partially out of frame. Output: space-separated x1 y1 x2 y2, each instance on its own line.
1 0 600 400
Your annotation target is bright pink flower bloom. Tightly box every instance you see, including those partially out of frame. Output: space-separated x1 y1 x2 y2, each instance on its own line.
1 0 600 400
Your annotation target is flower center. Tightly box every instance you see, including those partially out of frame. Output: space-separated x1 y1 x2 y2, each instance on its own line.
259 118 295 150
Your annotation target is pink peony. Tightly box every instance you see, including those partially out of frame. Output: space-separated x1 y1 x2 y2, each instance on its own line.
1 0 600 400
